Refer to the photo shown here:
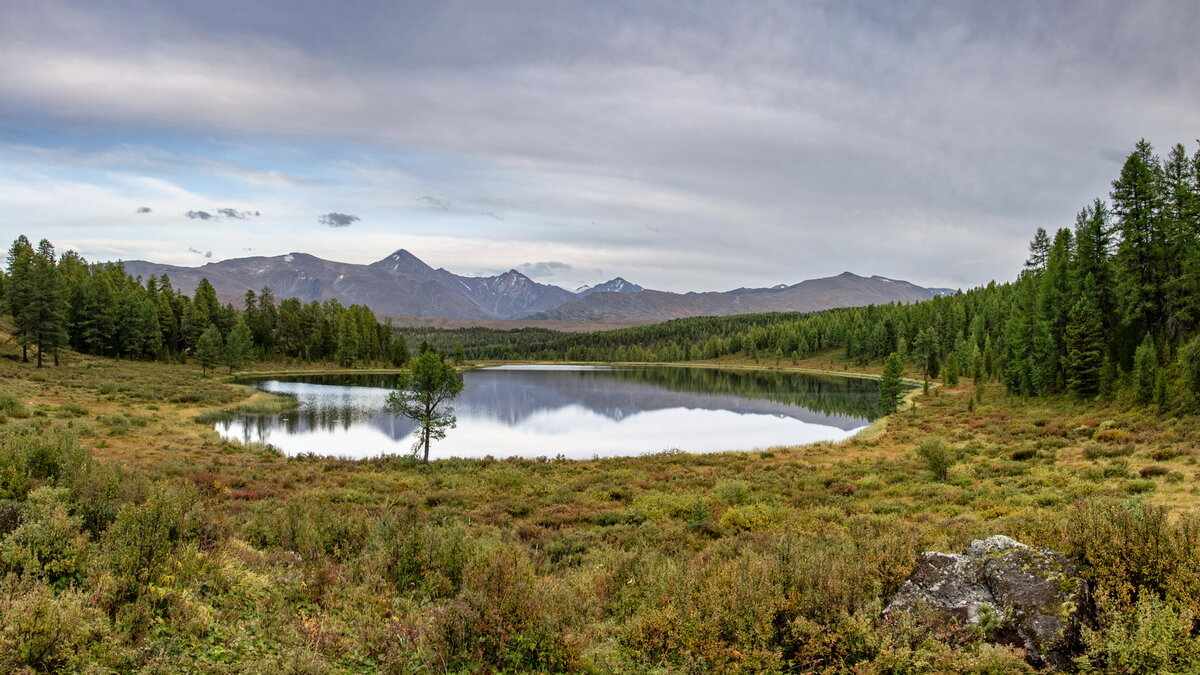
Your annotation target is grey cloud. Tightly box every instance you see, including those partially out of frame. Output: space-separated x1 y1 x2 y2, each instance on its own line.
184 210 214 220
418 196 450 210
516 261 573 278
481 211 504 221
217 207 257 219
319 212 360 227
187 247 213 258
135 206 152 213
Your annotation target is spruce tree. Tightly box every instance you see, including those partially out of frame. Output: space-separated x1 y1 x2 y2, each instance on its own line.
1132 334 1158 404
29 240 69 367
195 325 223 376
225 315 253 373
878 352 905 413
1025 227 1051 273
6 237 36 362
1065 278 1104 399
1111 140 1166 344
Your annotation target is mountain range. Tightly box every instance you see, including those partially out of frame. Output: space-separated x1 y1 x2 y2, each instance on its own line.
121 249 953 324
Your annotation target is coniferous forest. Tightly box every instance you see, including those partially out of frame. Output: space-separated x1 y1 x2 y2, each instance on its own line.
2 240 409 371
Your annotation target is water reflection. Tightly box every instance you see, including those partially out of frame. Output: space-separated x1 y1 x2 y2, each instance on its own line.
215 366 884 459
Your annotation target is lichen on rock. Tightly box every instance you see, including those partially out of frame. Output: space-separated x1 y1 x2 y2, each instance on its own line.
885 535 1088 669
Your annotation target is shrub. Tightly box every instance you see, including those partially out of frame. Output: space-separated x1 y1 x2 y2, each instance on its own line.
0 429 91 500
1139 465 1170 478
0 392 29 419
0 581 117 671
916 439 954 481
0 487 91 587
103 486 201 600
1077 593 1200 672
1066 501 1200 610
719 503 782 533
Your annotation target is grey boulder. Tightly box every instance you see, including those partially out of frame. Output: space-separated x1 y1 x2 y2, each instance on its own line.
885 535 1088 669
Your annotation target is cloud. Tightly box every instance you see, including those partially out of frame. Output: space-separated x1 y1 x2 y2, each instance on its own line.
418 195 450 210
217 207 256 219
319 212 359 227
185 208 259 221
481 211 504 221
135 206 152 213
3 2 1199 290
187 247 212 258
516 261 574 278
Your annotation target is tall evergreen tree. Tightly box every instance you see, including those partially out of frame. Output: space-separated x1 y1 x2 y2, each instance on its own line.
1024 227 1051 273
878 352 905 412
1066 275 1105 399
224 315 253 374
5 236 35 362
1132 334 1158 405
29 240 69 367
195 325 223 376
1111 139 1166 347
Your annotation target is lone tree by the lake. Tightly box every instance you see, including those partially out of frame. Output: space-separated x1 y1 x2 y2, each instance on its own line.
385 350 464 462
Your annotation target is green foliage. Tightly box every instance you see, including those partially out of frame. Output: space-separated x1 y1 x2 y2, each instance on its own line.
224 314 253 373
878 352 906 413
916 438 954 482
385 351 464 462
103 486 201 600
1077 593 1200 673
0 581 115 672
1132 334 1158 405
195 324 223 376
0 487 90 587
0 428 90 500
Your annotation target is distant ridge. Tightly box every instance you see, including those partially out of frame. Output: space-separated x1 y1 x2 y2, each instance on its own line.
121 251 943 323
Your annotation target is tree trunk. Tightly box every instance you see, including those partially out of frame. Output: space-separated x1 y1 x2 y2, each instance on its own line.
422 429 430 463
21 344 27 362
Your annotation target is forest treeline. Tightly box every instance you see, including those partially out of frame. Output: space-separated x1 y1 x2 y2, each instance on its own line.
440 139 1200 409
1 240 408 370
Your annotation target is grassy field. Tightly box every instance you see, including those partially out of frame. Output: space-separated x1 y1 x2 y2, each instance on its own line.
3 338 1200 672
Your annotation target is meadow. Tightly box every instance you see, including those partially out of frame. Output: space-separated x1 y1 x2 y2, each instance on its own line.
3 338 1200 673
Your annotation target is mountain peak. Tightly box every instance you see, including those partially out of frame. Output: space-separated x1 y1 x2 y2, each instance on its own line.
577 277 644 297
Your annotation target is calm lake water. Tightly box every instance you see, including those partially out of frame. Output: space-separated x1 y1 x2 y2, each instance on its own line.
213 365 883 460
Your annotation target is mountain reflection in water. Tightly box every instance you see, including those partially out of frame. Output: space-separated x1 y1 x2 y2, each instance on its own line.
215 365 884 459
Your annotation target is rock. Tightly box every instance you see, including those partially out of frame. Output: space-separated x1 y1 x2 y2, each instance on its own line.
885 535 1088 669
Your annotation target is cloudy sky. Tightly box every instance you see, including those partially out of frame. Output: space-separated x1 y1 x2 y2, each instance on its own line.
1 1 1197 292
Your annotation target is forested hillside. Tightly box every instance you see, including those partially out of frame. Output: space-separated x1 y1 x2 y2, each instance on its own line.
2 240 408 369
454 139 1200 410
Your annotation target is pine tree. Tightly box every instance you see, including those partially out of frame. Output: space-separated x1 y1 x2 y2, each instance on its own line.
224 315 253 373
1111 140 1166 345
29 240 69 367
195 325 223 376
1065 276 1104 399
878 352 905 413
1025 227 1051 273
6 236 35 362
1132 334 1158 404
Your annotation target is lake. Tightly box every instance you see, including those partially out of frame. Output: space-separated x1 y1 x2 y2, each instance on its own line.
213 365 884 460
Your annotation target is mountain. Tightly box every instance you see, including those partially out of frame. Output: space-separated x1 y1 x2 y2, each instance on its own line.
576 277 644 297
121 251 941 323
123 250 566 320
528 272 937 323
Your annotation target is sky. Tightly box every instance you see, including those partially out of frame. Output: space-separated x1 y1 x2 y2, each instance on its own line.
1 1 1197 293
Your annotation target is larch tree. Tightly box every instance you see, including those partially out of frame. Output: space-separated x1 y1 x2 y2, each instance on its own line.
385 350 464 463
195 325 223 376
